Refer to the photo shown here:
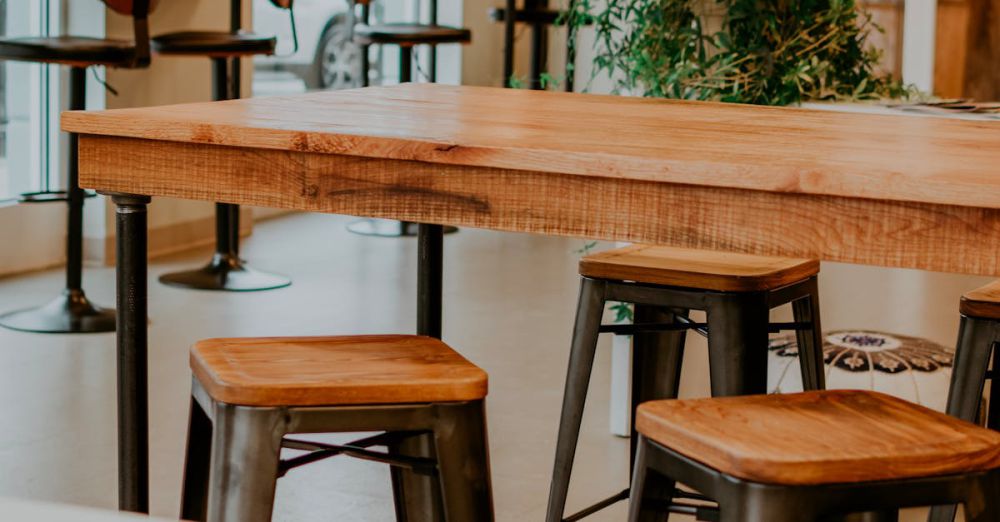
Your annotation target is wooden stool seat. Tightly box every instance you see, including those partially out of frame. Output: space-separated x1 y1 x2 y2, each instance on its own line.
152 31 277 57
961 280 1000 319
579 245 819 292
636 390 1000 486
191 335 487 407
353 23 472 47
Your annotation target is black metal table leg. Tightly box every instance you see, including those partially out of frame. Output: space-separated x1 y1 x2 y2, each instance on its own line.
417 224 443 339
111 194 151 513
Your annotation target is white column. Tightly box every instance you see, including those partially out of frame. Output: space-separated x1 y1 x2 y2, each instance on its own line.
902 0 937 92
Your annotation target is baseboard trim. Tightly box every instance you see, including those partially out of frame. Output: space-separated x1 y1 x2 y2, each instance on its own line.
86 209 253 267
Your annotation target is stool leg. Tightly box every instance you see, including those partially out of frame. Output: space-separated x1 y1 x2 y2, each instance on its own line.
389 432 442 522
705 292 770 396
629 305 687 519
928 316 998 522
626 436 653 522
181 398 213 522
545 278 606 522
434 401 493 521
945 316 996 422
206 404 285 522
792 277 826 391
965 470 1000 522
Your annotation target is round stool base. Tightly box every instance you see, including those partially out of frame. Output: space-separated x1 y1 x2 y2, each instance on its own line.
159 254 290 292
0 289 116 334
347 218 458 237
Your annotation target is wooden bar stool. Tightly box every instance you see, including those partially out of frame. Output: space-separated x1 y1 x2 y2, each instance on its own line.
153 0 292 292
0 0 155 333
629 390 1000 522
928 279 1000 522
546 245 825 521
180 335 492 522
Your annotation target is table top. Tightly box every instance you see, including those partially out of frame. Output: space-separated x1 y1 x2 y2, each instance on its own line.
63 83 1000 210
66 84 1000 276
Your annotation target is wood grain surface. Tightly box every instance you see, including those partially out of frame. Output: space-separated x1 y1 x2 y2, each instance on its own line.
64 83 1000 209
191 335 488 407
961 280 1000 318
636 390 1000 485
78 134 1000 276
579 245 819 291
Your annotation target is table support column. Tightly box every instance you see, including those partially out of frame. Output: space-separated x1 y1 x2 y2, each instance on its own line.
112 194 151 513
417 224 443 339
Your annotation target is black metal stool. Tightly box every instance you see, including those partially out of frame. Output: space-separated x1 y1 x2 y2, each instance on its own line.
345 0 469 239
629 390 1000 522
180 335 493 522
928 279 1000 522
0 0 154 333
153 0 292 292
546 244 825 521
491 0 581 91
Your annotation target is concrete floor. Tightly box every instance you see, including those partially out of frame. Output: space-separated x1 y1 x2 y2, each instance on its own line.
0 211 990 520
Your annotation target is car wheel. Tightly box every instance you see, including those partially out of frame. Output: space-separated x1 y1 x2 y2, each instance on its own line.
314 18 359 90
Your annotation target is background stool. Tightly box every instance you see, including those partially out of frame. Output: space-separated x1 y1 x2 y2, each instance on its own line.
491 0 589 91
546 245 825 522
928 280 1000 522
0 0 155 333
181 335 493 522
629 390 1000 522
345 0 468 239
154 0 292 292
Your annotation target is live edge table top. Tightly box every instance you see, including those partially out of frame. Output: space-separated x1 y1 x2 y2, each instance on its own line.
64 83 1000 276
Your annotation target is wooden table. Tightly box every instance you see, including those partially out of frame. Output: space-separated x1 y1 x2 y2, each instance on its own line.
63 84 1000 512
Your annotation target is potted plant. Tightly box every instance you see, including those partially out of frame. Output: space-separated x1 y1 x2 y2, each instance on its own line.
564 0 912 105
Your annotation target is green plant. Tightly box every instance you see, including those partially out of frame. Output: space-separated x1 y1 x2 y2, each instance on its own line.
565 0 913 105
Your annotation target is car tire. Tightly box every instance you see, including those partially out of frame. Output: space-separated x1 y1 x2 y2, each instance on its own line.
313 17 360 90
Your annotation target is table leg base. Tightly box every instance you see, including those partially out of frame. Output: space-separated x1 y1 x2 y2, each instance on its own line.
347 218 458 238
0 289 116 333
159 254 290 292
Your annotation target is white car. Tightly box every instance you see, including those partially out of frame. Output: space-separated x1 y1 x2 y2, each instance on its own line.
253 0 369 90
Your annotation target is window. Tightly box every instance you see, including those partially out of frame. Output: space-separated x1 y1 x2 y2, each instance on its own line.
0 0 59 202
251 0 461 96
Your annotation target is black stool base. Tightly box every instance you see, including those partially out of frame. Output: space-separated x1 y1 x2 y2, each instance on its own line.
347 218 458 238
0 289 116 333
159 254 290 292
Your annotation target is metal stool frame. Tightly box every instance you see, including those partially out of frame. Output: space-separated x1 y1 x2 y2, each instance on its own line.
630 435 1000 522
546 275 825 521
180 379 493 522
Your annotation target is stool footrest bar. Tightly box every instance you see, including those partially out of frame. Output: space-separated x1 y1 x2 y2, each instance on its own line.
562 488 718 521
279 433 437 476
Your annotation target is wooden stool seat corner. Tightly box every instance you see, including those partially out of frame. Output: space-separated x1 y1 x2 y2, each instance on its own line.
579 245 819 292
190 335 488 407
961 280 1000 319
635 390 1000 486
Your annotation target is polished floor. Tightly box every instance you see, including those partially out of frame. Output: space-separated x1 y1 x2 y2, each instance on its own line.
0 212 990 521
